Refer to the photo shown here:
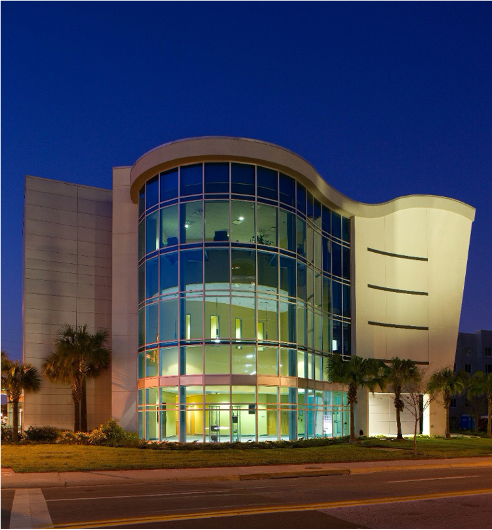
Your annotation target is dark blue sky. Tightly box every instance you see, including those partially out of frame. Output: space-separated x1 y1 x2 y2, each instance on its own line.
2 2 492 361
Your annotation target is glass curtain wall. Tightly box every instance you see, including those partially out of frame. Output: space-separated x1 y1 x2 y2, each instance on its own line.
137 162 351 441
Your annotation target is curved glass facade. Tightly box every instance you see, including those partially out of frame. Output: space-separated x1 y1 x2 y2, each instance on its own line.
137 162 351 442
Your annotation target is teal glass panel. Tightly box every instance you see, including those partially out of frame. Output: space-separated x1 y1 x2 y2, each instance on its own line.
138 307 145 347
232 345 256 375
160 252 178 294
160 346 179 376
332 281 342 315
160 204 179 248
145 303 159 344
138 351 145 379
205 248 230 289
180 249 203 291
146 211 159 254
231 163 255 195
146 409 158 441
145 349 158 377
205 295 230 340
205 201 229 242
180 201 203 244
231 201 255 243
145 257 158 299
257 204 277 246
205 162 229 194
297 350 306 378
322 276 331 314
257 346 278 375
258 297 278 342
146 175 158 209
205 344 230 374
180 164 202 196
314 312 322 351
138 220 145 260
138 263 145 303
279 300 296 343
231 294 255 340
314 272 322 310
160 168 178 201
257 251 278 294
231 249 256 290
279 209 296 251
280 348 297 376
342 246 350 279
343 284 351 317
180 295 203 339
146 387 159 404
138 411 144 439
297 304 307 347
322 315 332 353
307 267 314 306
184 345 203 375
296 217 306 256
159 298 178 341
307 309 314 349
297 261 307 302
280 256 296 297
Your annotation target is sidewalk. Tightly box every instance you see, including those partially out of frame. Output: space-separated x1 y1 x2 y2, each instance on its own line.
2 456 492 489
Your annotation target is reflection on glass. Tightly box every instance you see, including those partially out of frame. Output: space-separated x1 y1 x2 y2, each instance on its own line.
205 296 229 339
257 167 277 200
332 242 341 277
146 211 159 254
161 205 179 248
180 295 203 339
146 176 159 209
205 344 230 374
160 253 178 294
205 248 230 289
231 201 254 243
257 204 277 246
232 345 256 374
205 162 229 194
180 164 202 196
296 217 306 256
146 257 158 299
257 252 278 293
160 347 179 376
332 211 342 239
160 168 178 201
138 186 145 217
205 201 229 242
279 209 296 251
145 349 158 377
180 201 203 244
231 249 255 289
159 299 178 341
231 163 255 195
280 173 295 206
180 250 203 291
231 294 255 340
146 303 158 344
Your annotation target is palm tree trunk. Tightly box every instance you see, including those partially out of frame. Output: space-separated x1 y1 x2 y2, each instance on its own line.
396 407 403 439
12 400 19 442
81 377 88 432
73 399 80 432
349 400 356 443
413 417 418 455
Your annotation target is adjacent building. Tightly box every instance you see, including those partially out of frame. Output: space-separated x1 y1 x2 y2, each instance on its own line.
450 330 492 430
23 137 475 440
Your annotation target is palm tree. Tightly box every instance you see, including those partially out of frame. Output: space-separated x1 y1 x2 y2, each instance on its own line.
428 367 469 438
327 352 386 443
1 351 41 442
467 371 492 437
42 324 111 432
383 358 419 439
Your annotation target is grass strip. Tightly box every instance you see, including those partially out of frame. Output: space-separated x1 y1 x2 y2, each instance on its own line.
2 437 491 473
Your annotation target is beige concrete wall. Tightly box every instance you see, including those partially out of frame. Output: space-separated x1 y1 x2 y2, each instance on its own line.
111 167 138 432
354 207 473 435
23 176 112 430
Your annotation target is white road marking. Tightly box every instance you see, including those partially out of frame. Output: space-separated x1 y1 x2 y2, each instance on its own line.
10 488 53 529
387 475 480 483
46 489 244 502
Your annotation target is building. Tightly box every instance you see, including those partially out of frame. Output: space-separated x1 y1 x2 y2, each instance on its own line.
450 330 492 430
23 137 475 440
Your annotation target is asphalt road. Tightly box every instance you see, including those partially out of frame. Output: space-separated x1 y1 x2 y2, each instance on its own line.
3 467 492 528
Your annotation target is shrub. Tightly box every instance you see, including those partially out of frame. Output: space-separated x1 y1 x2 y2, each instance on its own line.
1 426 25 442
24 426 60 443
88 419 139 446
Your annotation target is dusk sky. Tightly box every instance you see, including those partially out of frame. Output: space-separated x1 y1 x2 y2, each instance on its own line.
2 2 491 361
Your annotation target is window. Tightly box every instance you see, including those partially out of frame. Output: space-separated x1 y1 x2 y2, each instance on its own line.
231 163 255 195
485 347 492 357
486 365 492 374
464 347 471 356
465 399 471 408
450 398 457 408
205 162 229 194
257 167 278 200
180 164 203 196
464 364 472 374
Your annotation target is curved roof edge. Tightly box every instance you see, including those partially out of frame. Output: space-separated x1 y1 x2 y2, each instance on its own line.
129 136 475 221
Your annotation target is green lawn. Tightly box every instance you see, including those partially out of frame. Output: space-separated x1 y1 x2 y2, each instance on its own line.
2 437 491 473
